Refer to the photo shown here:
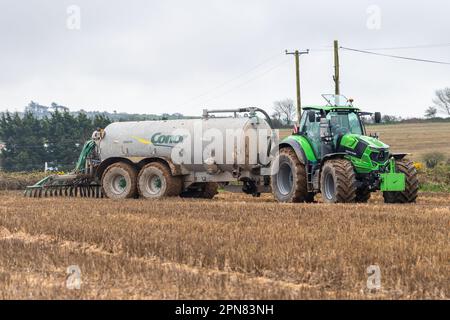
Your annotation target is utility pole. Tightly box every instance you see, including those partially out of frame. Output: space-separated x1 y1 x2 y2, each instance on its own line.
285 49 309 123
333 40 340 95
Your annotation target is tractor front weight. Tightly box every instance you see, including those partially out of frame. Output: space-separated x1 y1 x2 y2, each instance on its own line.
380 158 406 192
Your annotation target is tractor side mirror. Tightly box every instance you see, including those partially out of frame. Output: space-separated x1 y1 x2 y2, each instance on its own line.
374 112 382 124
308 111 316 123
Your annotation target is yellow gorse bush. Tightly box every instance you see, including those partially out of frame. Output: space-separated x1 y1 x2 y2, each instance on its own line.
414 162 425 172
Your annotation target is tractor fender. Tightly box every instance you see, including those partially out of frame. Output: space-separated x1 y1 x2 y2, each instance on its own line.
390 153 408 160
320 152 347 166
279 141 307 165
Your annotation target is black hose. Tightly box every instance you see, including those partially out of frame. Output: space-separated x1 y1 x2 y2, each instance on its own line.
254 108 273 129
236 108 273 128
204 107 273 128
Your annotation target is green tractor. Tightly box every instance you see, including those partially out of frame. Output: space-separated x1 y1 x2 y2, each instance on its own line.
271 94 419 204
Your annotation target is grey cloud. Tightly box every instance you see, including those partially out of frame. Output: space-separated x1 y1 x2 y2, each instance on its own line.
0 0 448 117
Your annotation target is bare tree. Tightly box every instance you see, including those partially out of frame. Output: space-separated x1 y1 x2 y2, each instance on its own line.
433 88 450 116
424 106 437 119
273 99 296 125
270 110 284 128
271 109 281 121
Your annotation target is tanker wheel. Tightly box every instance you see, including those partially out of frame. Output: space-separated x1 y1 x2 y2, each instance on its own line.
383 159 419 203
320 159 357 203
102 162 138 199
271 147 313 203
180 182 219 199
355 187 371 203
137 162 182 199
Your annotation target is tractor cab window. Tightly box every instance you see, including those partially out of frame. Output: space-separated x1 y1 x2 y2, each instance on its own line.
300 110 321 157
327 111 363 140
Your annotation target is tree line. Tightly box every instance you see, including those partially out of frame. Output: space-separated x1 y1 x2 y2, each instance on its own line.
425 88 450 118
0 111 110 172
2 87 448 172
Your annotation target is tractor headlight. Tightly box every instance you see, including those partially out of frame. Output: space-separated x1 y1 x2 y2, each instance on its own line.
370 148 389 163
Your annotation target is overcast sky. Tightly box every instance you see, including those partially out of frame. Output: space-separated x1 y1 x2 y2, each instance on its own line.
0 0 448 117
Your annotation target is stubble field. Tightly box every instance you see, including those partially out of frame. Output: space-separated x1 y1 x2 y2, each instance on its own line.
0 190 448 299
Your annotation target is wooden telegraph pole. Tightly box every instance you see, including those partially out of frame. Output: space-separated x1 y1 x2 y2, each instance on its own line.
333 40 340 95
286 49 309 123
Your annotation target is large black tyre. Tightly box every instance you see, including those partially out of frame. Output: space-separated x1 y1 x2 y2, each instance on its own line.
355 187 371 203
271 147 313 203
320 159 357 203
102 162 138 199
383 159 419 203
137 162 182 199
180 182 219 199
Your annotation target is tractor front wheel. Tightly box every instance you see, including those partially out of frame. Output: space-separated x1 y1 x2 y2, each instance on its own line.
383 159 419 203
271 147 313 203
320 159 357 203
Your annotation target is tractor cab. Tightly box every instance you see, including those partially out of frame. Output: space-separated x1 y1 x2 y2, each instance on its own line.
298 94 379 159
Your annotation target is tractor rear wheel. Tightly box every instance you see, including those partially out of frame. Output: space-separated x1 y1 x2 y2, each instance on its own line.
102 162 138 199
320 159 357 203
383 159 419 203
137 162 182 199
271 147 313 202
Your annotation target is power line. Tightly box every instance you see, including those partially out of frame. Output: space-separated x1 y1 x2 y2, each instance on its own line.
340 46 450 65
173 47 330 109
171 46 332 110
174 52 284 108
361 43 450 51
198 58 291 105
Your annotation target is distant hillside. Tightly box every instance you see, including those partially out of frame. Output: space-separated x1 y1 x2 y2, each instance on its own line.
18 101 197 121
8 100 450 124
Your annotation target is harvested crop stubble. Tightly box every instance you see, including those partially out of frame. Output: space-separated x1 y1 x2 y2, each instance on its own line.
0 191 448 299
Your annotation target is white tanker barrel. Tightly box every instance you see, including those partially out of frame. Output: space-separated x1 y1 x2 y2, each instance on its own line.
98 116 273 172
